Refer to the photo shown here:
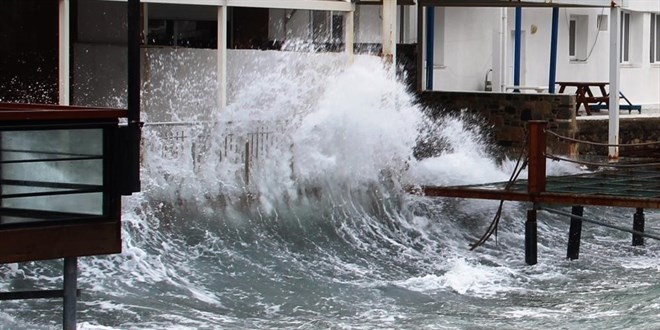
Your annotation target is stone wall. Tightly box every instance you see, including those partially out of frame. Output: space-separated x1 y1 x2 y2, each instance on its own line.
577 118 660 157
417 91 577 157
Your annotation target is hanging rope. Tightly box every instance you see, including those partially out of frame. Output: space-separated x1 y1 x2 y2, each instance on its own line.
539 206 660 241
546 154 660 168
545 129 660 148
469 134 528 251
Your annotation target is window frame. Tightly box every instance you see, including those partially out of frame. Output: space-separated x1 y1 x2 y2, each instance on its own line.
651 13 660 64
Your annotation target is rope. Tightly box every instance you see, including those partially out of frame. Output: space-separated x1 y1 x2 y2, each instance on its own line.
546 153 660 168
469 134 528 251
539 206 660 241
545 129 660 148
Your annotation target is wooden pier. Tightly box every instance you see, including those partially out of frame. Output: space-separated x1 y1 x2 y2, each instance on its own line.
417 121 660 265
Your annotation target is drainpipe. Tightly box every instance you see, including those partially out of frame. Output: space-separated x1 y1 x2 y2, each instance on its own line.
125 0 141 194
548 7 559 93
426 6 435 90
514 6 522 92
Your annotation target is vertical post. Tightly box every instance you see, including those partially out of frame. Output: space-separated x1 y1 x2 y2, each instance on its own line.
526 209 538 265
63 257 77 330
125 0 141 194
344 2 355 64
548 7 559 93
633 208 645 246
244 140 250 185
58 0 70 105
527 121 547 194
425 6 435 90
416 4 424 92
608 5 621 159
566 205 583 260
513 6 522 91
218 5 228 111
381 0 397 66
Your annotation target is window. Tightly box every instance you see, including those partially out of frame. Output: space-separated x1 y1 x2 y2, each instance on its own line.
569 18 577 58
620 12 630 63
568 15 588 61
652 13 660 63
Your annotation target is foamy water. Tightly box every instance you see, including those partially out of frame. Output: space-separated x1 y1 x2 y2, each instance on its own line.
2 51 660 330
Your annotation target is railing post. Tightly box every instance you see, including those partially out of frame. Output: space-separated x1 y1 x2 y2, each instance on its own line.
527 121 547 195
567 205 584 260
633 208 645 246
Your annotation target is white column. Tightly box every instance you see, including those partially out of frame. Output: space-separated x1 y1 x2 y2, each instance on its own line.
344 2 355 64
218 5 228 111
381 0 397 66
58 0 70 105
608 5 621 159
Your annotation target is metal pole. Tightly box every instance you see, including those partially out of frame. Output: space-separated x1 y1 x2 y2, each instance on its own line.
217 5 228 110
425 6 434 90
548 7 559 93
416 4 424 92
633 208 645 246
566 205 583 260
63 257 77 330
513 6 522 92
608 5 621 159
125 0 141 194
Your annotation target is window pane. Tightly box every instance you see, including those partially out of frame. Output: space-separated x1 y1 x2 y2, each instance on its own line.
1 129 105 225
656 15 660 62
652 14 656 62
569 20 576 57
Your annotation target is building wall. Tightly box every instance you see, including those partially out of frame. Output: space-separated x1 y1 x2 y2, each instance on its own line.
578 117 660 156
418 91 577 156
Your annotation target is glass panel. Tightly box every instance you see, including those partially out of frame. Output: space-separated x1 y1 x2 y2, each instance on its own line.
1 129 104 225
652 14 656 63
569 20 576 57
655 14 660 62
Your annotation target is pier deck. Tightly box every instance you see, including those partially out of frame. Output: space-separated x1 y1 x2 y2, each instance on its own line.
417 120 660 265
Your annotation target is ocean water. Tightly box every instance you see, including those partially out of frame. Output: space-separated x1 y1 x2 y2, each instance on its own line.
2 54 660 330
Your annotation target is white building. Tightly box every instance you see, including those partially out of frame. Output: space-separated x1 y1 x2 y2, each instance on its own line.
1 0 657 109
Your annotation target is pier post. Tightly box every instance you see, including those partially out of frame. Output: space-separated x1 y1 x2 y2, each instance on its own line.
527 121 547 195
63 257 77 330
633 208 645 246
566 205 583 260
526 208 538 265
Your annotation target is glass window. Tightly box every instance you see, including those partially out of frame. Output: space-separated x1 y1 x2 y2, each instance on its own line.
620 12 630 63
1 129 104 226
652 13 660 63
569 19 577 58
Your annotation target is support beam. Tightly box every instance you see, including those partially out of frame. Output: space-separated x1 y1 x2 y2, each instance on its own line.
548 7 558 93
124 0 142 194
425 6 435 90
381 0 397 66
633 208 645 246
58 0 70 105
217 5 228 110
513 6 522 92
527 121 547 195
63 257 77 330
416 4 424 91
608 5 620 159
526 208 538 265
344 2 355 64
566 205 583 260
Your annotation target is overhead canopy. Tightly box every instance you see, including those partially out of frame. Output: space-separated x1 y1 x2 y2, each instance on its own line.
418 0 612 7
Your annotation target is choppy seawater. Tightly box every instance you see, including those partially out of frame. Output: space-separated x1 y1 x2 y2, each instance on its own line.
2 53 660 330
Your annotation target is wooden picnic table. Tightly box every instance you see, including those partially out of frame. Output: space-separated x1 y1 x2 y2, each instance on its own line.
557 81 609 116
